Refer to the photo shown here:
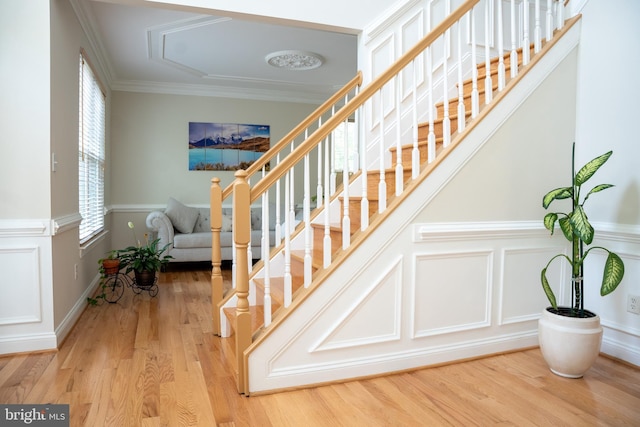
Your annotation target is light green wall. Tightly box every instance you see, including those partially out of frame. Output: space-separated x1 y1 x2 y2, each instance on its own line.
110 91 318 205
417 49 578 223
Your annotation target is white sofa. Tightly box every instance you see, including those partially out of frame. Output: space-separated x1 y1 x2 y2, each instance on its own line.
146 197 274 263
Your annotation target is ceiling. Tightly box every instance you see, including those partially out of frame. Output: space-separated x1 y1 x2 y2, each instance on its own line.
80 0 359 104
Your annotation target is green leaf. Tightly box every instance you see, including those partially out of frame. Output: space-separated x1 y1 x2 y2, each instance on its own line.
541 268 558 309
601 252 625 296
542 187 573 209
570 205 594 244
575 151 612 186
543 213 558 233
558 216 573 241
583 184 614 204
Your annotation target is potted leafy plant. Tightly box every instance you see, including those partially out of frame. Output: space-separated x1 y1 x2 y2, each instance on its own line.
539 142 625 378
88 251 122 305
98 250 120 275
117 222 172 288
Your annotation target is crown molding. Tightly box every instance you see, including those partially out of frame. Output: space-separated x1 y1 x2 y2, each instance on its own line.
68 0 115 87
109 79 329 104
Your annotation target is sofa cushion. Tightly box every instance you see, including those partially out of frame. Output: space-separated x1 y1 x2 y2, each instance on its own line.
165 197 200 234
173 231 212 249
222 208 233 232
193 208 211 233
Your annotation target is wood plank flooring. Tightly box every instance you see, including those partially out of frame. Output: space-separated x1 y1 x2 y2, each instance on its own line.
1 263 639 426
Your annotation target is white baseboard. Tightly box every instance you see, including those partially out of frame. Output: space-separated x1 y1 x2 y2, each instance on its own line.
0 333 57 355
55 275 101 346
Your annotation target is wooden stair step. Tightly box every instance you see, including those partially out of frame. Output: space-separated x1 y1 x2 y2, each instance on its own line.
223 305 271 336
291 249 323 271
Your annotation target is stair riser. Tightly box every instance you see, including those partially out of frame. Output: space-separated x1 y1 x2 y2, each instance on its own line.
366 168 413 200
340 198 378 231
312 224 342 266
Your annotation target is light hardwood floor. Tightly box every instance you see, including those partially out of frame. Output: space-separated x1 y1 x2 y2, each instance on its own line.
1 264 639 426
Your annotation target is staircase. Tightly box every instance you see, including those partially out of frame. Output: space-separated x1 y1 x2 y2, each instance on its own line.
211 0 580 394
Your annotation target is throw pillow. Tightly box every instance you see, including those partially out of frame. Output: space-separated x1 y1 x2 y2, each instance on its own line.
221 212 232 232
165 197 200 234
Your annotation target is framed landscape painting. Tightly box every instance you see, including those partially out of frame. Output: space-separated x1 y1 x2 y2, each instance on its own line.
188 122 270 171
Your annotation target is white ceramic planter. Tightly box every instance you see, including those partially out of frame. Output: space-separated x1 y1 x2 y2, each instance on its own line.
538 307 603 378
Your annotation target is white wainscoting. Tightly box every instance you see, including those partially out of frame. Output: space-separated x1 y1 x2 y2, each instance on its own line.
0 219 56 354
247 221 568 393
248 220 638 393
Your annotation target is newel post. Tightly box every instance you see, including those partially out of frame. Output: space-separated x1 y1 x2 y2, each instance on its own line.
233 170 251 394
210 177 223 336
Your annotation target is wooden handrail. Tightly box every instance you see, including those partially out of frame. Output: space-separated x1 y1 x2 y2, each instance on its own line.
249 0 480 203
220 71 364 201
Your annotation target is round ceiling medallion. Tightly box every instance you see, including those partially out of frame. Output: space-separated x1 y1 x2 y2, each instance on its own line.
265 50 324 70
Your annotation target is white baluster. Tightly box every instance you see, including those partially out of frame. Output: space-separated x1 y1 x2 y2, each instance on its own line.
556 0 564 31
443 32 451 147
342 119 351 250
288 144 295 236
471 7 480 118
283 171 292 307
523 0 530 66
303 153 312 287
259 169 267 263
546 0 553 41
427 48 437 160
395 75 404 196
510 0 519 78
359 104 369 231
456 19 466 134
411 58 420 178
378 89 387 213
329 106 337 195
316 117 323 208
534 0 542 53
497 0 505 91
323 136 332 268
484 0 493 106
274 153 282 246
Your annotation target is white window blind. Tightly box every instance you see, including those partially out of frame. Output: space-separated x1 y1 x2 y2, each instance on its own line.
78 51 106 244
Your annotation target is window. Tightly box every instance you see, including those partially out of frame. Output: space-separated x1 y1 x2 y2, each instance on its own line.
78 50 106 244
332 119 358 173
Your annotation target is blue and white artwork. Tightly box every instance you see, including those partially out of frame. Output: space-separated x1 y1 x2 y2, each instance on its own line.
188 122 270 171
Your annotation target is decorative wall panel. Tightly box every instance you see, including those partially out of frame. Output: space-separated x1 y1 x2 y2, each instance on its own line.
312 258 403 351
499 246 567 325
0 246 41 325
413 250 492 337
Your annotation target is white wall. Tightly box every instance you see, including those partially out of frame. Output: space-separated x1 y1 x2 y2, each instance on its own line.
0 0 51 219
575 0 640 226
574 0 640 364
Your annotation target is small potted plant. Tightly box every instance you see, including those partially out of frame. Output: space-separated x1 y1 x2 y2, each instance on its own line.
88 250 122 305
117 222 172 288
539 142 625 378
98 250 120 276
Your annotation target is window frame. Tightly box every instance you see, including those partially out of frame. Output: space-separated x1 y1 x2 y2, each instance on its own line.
78 49 106 245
